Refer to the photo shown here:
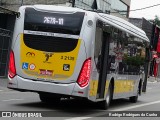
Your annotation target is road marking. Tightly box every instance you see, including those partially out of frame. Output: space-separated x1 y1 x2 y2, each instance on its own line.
0 90 3 92
111 100 160 111
2 99 24 102
148 81 157 83
147 87 152 90
66 100 160 120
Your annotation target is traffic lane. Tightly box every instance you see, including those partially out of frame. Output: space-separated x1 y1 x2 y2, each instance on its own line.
0 90 141 117
126 102 160 111
65 99 160 120
78 116 160 120
0 82 159 116
0 90 103 116
0 93 158 117
95 102 160 120
67 116 160 120
139 82 160 102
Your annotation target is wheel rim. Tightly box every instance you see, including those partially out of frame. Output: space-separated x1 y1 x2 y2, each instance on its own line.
106 88 110 104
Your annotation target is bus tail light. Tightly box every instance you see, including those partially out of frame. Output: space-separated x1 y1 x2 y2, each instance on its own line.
8 50 16 78
77 58 91 88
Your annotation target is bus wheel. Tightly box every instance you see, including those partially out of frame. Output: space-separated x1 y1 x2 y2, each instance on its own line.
39 93 61 103
99 83 113 110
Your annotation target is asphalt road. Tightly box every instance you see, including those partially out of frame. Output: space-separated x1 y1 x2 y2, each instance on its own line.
0 78 160 119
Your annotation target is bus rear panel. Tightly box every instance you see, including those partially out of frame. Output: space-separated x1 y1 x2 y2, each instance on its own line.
8 6 91 98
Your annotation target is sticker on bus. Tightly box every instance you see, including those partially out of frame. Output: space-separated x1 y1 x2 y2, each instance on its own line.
63 64 70 71
22 62 29 70
29 64 36 70
39 69 53 76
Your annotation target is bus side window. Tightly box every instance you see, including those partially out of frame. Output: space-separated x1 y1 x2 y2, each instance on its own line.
94 21 103 73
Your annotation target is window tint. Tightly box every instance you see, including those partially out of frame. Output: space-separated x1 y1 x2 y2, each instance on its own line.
24 8 85 35
24 34 78 52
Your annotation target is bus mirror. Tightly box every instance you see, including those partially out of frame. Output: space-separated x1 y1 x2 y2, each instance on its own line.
103 25 111 33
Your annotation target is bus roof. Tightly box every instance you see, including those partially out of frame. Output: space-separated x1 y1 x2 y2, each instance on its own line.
24 5 149 42
97 13 149 42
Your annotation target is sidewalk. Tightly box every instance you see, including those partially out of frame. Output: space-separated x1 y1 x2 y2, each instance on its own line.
0 77 8 86
148 76 160 82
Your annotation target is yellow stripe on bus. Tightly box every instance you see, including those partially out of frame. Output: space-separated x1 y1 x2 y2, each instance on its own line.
89 79 135 96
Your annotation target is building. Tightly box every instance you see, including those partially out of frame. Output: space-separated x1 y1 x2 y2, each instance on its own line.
110 0 130 20
129 17 160 78
129 18 153 41
0 0 70 11
74 0 131 20
1 0 131 19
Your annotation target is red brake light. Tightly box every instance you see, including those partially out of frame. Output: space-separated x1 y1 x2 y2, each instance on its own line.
8 50 16 78
77 58 91 87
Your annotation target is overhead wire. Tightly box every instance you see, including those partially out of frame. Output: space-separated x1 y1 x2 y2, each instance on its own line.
111 3 160 13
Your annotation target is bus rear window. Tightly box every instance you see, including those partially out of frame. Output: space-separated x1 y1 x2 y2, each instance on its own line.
24 8 85 35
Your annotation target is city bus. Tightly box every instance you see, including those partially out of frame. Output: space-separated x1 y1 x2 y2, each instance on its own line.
8 5 150 109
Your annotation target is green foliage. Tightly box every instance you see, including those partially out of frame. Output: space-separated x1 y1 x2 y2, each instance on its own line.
154 15 160 27
124 54 145 66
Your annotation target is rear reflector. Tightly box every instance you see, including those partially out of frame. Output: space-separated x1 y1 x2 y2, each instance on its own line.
78 91 84 94
8 50 16 78
77 58 91 87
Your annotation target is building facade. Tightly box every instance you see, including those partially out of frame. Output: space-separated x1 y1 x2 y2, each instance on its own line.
0 0 131 19
111 0 130 20
0 0 69 11
73 0 131 20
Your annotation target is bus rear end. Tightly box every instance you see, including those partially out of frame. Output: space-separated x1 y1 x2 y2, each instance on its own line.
8 5 91 99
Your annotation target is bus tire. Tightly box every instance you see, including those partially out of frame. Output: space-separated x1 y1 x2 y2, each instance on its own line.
129 95 138 103
39 93 60 103
99 83 113 110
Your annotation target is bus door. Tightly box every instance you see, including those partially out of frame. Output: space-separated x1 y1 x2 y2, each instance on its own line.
96 31 110 99
88 22 111 101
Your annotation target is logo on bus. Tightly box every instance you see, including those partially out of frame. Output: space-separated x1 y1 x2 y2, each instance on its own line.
26 52 35 57
43 52 54 63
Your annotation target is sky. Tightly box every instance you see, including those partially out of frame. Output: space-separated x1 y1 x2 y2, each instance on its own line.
129 0 160 20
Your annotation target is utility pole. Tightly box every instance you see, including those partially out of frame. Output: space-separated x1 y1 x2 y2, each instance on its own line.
72 0 75 7
21 0 23 6
0 0 2 6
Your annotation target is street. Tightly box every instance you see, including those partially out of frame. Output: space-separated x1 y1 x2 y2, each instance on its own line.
0 78 160 119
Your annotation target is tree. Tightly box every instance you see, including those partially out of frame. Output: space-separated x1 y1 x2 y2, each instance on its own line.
154 15 160 27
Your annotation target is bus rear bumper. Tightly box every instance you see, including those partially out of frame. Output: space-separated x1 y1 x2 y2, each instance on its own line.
8 76 87 97
7 75 88 98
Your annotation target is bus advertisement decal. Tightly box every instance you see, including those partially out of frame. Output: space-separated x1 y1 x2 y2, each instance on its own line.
39 69 53 76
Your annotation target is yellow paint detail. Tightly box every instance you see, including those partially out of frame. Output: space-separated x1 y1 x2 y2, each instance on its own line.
114 80 135 94
89 80 110 97
104 80 110 95
89 79 135 97
89 80 98 96
20 34 81 80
